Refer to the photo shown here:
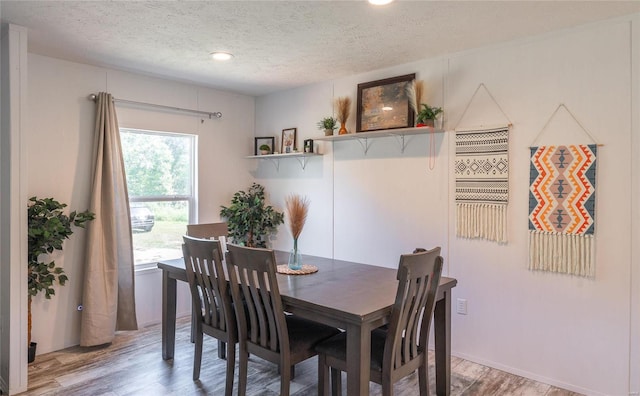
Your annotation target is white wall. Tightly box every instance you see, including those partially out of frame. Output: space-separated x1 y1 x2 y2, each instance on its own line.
255 15 639 396
447 19 632 396
26 54 255 353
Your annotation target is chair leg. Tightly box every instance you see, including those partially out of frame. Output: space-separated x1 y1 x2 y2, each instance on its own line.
224 342 235 396
381 380 393 396
318 353 329 396
190 306 197 343
193 331 203 381
418 363 429 396
280 363 291 396
238 346 248 396
218 340 226 359
277 363 295 379
330 367 341 396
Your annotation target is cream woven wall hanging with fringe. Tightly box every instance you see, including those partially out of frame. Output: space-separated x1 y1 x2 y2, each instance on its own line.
455 126 510 243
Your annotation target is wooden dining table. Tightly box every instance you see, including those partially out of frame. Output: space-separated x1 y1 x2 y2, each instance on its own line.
158 251 457 396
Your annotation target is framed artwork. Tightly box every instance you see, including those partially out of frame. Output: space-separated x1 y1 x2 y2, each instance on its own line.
303 139 314 153
356 73 415 132
281 128 297 153
254 136 275 155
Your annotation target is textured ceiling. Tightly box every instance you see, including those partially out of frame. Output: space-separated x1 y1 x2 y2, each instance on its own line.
1 1 639 96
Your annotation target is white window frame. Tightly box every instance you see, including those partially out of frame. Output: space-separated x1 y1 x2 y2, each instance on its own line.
120 128 198 269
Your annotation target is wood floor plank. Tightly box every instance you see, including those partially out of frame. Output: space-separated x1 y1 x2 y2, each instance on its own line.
19 317 582 396
545 387 584 396
461 367 553 396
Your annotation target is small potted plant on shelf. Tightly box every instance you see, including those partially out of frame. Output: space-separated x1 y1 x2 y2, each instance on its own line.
317 116 337 136
416 104 443 128
259 144 271 155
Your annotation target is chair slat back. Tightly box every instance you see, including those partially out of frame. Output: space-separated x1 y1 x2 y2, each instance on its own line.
186 222 228 239
384 247 443 370
182 236 232 331
225 244 288 354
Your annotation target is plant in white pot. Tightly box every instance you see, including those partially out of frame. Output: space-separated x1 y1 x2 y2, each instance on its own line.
27 196 94 363
259 144 272 155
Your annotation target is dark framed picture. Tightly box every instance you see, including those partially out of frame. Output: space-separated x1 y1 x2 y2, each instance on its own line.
281 128 297 154
254 136 275 155
356 73 415 132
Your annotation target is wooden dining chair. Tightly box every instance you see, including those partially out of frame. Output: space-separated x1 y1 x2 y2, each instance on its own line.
315 247 444 396
225 244 341 396
186 222 228 240
185 222 229 351
182 235 236 396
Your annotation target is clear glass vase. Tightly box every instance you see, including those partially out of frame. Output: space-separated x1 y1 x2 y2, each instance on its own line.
288 240 302 270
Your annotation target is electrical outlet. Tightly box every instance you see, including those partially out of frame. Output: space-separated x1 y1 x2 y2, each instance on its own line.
456 298 467 315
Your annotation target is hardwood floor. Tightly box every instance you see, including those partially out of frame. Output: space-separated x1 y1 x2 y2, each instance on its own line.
21 317 582 396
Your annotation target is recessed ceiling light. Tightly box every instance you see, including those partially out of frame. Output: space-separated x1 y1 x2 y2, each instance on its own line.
368 0 393 5
210 52 233 61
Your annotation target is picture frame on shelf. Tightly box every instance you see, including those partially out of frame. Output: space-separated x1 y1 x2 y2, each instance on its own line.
303 139 314 153
281 128 297 154
356 73 415 132
254 136 275 155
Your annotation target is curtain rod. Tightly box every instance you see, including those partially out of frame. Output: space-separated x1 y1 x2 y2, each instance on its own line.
88 94 222 119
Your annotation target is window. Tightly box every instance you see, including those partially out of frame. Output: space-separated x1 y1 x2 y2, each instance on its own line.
120 128 196 267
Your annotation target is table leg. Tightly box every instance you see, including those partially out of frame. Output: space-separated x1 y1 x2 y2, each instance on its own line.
434 290 451 396
346 323 370 396
162 270 177 360
218 340 226 359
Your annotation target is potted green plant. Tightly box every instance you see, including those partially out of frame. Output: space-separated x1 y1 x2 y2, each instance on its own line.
317 116 337 136
220 183 284 248
416 104 443 128
27 196 94 363
259 144 272 155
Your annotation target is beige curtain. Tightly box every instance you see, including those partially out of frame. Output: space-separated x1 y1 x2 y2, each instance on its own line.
80 92 138 346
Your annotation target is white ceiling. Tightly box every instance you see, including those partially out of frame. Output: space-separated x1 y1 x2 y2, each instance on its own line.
1 1 639 96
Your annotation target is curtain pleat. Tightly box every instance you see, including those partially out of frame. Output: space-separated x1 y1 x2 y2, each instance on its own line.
80 92 138 346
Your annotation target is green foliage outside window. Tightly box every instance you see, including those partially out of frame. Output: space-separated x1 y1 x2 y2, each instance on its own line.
121 131 192 222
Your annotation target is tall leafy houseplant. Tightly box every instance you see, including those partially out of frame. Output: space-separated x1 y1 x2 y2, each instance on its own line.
27 197 94 360
220 183 284 248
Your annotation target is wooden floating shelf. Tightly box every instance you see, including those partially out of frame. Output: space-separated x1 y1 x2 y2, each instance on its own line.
245 152 321 159
245 152 322 171
315 127 445 154
315 126 445 142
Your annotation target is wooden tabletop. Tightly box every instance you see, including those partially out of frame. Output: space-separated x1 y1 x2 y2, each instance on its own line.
158 250 457 324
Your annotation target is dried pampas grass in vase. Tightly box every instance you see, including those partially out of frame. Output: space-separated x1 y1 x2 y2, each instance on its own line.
406 80 423 126
336 96 351 135
285 194 309 270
